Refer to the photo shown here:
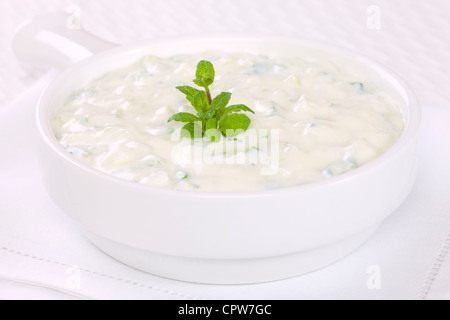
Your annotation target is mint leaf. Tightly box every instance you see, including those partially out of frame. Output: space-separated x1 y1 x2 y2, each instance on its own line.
196 112 209 121
205 118 220 142
222 104 255 116
205 118 217 130
168 112 198 123
193 60 215 88
193 91 209 113
210 92 232 117
219 113 251 137
180 122 203 139
176 86 200 106
180 122 195 138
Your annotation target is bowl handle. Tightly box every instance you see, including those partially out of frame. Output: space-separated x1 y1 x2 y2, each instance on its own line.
12 12 116 69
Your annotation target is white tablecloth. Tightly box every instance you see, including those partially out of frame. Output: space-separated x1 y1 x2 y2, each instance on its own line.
0 71 449 300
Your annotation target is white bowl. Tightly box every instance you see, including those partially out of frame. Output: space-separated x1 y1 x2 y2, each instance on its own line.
17 13 420 284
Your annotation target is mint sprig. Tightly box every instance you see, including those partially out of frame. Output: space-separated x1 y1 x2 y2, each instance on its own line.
193 60 215 104
168 60 255 141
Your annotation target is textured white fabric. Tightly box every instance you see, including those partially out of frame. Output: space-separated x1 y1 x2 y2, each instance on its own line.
0 72 449 300
420 233 450 300
1 0 450 107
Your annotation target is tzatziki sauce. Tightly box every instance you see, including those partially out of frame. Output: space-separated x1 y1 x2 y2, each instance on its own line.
52 51 405 192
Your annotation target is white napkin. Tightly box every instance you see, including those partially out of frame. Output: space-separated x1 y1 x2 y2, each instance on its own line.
0 72 449 300
420 235 450 300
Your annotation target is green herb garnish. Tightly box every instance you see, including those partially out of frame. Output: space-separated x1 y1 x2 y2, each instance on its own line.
168 60 255 141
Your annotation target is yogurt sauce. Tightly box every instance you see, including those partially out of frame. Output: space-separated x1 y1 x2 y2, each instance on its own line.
52 51 405 192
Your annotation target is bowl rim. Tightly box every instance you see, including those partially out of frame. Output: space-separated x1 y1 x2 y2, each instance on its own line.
37 34 421 199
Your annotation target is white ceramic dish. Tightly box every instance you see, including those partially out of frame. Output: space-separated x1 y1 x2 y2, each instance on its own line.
13 13 420 284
